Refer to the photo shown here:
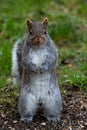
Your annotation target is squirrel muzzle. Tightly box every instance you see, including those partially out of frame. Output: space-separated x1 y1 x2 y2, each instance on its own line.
33 37 43 46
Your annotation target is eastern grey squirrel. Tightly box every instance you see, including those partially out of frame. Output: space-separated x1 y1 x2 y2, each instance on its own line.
12 17 62 122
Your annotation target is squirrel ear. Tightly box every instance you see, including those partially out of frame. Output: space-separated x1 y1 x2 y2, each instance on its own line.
26 18 32 27
42 17 48 26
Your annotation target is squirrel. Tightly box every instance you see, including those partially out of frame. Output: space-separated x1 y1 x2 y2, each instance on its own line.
12 17 62 122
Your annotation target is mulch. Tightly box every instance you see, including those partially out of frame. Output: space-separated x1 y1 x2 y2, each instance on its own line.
0 89 87 130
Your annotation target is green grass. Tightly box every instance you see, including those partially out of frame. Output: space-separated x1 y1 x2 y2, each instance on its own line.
0 0 87 104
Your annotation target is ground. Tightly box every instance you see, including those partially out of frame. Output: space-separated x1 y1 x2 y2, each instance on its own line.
0 89 87 130
0 0 87 130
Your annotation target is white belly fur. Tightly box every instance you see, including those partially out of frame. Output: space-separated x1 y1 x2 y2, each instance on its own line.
29 73 51 99
28 47 48 67
27 47 51 101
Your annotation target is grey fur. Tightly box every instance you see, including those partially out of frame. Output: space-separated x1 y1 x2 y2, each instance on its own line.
12 21 62 122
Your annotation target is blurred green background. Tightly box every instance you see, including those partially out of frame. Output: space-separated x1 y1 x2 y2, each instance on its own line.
0 0 87 104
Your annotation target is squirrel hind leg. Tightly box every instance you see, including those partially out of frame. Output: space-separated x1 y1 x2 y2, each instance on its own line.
43 89 62 122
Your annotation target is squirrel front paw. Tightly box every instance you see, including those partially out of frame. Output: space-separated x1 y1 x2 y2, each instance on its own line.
29 62 39 72
40 62 48 73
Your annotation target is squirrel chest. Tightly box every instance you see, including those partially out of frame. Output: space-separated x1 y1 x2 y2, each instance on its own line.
28 47 48 68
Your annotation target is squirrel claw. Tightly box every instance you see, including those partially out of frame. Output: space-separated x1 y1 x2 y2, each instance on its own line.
47 117 60 122
21 117 33 122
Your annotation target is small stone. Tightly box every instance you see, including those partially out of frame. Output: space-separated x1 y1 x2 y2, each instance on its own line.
1 113 6 118
13 120 18 123
11 128 15 130
4 121 8 125
9 127 15 130
41 122 46 126
0 105 2 108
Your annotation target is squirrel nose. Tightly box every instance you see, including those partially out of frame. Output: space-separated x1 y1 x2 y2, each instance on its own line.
36 37 41 43
37 37 40 42
34 36 43 45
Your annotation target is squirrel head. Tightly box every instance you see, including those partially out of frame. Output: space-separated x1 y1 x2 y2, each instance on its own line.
26 18 48 46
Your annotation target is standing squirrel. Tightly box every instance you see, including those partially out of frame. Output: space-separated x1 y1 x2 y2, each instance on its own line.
12 17 62 122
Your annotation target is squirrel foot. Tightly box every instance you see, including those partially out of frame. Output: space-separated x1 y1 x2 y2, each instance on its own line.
47 117 60 122
21 116 33 122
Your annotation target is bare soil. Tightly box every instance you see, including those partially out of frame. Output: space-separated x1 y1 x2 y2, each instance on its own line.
0 89 87 130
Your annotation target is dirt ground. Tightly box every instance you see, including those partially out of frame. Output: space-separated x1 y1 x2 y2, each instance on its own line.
0 89 87 130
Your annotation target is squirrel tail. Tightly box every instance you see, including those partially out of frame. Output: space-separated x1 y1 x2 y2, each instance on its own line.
11 39 21 87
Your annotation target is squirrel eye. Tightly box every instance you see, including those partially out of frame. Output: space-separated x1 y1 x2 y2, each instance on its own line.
44 30 47 34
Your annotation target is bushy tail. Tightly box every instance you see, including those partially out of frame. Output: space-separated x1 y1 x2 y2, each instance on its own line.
11 40 21 86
